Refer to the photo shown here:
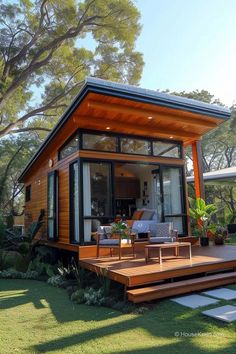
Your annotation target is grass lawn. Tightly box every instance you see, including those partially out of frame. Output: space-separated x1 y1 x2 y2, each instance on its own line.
0 280 236 354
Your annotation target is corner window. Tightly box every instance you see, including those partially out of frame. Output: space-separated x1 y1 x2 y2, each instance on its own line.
25 185 31 202
153 141 181 158
59 135 79 160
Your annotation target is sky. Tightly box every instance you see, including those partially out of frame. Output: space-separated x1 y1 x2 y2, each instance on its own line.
134 0 236 106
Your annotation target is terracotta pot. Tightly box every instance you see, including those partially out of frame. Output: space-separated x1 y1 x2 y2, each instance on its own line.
214 236 225 245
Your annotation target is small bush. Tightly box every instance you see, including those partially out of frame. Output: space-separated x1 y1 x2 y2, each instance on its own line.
0 268 39 280
18 242 30 255
1 251 28 272
71 289 86 304
47 275 65 288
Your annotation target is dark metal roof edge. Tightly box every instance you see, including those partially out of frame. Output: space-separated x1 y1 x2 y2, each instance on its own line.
18 77 231 182
85 77 231 119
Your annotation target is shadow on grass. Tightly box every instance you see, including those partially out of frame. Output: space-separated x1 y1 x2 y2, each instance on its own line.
1 280 236 354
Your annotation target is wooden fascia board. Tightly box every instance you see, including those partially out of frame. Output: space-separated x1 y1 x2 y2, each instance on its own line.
87 100 219 129
74 115 201 140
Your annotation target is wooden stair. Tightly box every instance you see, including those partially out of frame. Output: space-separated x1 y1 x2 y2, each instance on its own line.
127 271 236 303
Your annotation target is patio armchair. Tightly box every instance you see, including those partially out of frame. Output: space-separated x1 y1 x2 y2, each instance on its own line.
148 222 178 244
96 226 135 260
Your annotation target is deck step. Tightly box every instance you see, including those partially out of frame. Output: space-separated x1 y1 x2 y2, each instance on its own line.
127 271 236 303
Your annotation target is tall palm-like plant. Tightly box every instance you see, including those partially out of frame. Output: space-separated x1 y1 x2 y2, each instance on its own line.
189 198 217 238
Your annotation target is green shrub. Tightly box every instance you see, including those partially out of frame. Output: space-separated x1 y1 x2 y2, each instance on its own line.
18 242 30 255
71 289 86 304
0 268 39 279
0 215 6 245
1 251 28 272
47 275 65 288
27 257 57 277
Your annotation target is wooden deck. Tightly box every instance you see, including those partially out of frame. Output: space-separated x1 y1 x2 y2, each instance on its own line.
79 245 236 288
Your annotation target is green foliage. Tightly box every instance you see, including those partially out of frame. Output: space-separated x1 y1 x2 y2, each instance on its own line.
111 220 130 239
0 0 143 139
71 288 86 304
0 250 28 272
0 214 6 244
0 136 40 214
47 274 65 288
189 197 217 237
0 268 39 279
27 247 58 277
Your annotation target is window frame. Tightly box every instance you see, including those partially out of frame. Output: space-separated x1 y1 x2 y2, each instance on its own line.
47 170 58 241
58 129 183 161
79 129 183 159
25 185 31 202
58 132 79 161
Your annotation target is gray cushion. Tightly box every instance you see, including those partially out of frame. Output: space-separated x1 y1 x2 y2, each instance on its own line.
149 236 176 243
141 210 154 220
99 239 119 245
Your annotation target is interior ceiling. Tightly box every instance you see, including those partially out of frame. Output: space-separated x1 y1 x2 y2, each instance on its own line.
73 92 225 146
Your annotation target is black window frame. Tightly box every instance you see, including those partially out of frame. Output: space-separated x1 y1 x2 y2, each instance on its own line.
72 157 187 246
80 129 183 159
47 170 58 241
58 129 183 161
25 185 31 202
58 132 79 161
69 159 80 244
82 132 118 153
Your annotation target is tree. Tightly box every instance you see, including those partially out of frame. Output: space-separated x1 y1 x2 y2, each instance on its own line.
0 0 143 138
0 135 40 215
168 89 236 222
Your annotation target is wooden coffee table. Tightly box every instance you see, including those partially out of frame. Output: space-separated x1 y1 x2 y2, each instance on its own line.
145 242 192 264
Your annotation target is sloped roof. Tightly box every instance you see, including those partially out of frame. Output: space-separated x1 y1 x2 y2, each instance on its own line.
18 77 231 182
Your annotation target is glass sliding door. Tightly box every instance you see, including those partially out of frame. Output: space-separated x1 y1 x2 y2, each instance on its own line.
69 161 79 243
47 171 58 240
83 161 113 242
152 167 163 223
161 166 185 234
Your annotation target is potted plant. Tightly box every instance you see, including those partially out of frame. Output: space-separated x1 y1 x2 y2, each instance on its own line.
111 220 130 243
214 226 228 245
189 198 217 246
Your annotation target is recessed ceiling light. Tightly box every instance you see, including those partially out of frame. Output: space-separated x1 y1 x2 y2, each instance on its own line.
148 116 153 120
169 136 173 139
106 126 111 130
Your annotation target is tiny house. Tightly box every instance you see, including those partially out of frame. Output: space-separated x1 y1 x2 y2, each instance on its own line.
19 78 230 257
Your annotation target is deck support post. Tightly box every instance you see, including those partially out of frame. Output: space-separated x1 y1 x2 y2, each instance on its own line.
192 141 205 200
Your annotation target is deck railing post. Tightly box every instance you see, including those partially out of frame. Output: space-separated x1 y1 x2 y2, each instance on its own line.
192 140 205 200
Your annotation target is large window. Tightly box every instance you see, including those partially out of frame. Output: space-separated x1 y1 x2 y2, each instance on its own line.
83 162 113 242
153 141 181 158
59 130 182 160
59 134 79 160
69 162 79 243
162 167 185 233
47 171 58 240
120 138 151 155
83 133 117 152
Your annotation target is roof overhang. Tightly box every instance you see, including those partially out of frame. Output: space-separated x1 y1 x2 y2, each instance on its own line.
18 77 231 182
